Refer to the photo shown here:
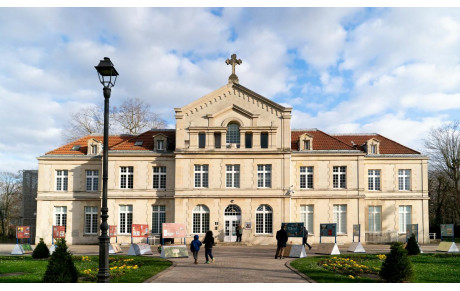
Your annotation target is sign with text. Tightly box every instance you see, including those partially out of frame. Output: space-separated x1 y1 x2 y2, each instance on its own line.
109 225 117 238
52 226 66 238
281 222 304 237
162 223 186 238
16 226 30 239
320 224 337 237
441 224 454 238
131 224 149 237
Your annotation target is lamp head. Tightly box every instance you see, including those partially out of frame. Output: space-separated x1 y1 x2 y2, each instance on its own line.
95 57 119 88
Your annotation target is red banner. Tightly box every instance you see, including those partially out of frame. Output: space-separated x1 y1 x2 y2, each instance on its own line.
16 226 30 239
53 226 66 238
109 225 117 238
132 224 149 237
162 223 186 238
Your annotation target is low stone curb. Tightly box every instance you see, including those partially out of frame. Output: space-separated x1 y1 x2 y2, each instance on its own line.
285 261 316 283
143 260 176 283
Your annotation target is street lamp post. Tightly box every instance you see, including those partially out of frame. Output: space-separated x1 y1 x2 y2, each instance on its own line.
95 57 119 283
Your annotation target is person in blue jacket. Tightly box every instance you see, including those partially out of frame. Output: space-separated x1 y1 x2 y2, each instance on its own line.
190 234 202 264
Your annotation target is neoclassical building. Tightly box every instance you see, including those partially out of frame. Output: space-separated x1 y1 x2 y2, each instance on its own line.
35 55 429 245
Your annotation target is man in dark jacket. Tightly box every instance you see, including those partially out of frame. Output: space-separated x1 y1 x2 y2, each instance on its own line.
275 225 288 259
303 226 312 250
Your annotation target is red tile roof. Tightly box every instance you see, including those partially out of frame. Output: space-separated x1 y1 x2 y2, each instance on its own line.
291 130 355 151
332 134 420 154
46 135 132 155
111 130 175 151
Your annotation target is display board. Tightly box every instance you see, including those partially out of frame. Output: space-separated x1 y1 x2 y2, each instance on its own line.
352 224 361 243
160 245 189 258
109 225 117 237
128 243 152 256
441 224 454 240
162 223 186 238
16 226 31 239
281 222 304 237
132 224 149 237
406 224 418 241
320 224 336 237
53 226 66 238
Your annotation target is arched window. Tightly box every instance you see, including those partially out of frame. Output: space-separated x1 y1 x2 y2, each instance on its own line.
256 204 272 234
193 205 210 234
226 123 240 145
224 204 241 216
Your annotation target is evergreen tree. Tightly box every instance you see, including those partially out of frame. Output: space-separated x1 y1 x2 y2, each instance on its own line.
32 238 50 259
42 238 79 282
379 242 414 282
405 233 421 255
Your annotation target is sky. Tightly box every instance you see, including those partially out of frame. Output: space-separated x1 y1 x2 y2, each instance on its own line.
1 6 460 172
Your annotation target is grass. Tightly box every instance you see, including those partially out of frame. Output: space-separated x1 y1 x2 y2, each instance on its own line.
290 253 460 283
0 255 171 283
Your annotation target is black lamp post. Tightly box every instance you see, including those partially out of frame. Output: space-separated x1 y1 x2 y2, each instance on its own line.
95 57 118 283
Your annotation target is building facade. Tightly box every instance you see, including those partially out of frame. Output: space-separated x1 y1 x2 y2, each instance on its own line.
36 58 429 245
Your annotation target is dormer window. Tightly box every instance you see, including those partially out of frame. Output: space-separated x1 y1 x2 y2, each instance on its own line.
370 144 377 154
71 145 81 151
134 140 144 146
91 145 98 155
366 138 380 155
299 133 313 151
304 140 311 150
157 140 165 151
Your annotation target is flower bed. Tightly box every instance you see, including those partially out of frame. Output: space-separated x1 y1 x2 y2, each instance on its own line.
317 255 385 279
79 257 139 281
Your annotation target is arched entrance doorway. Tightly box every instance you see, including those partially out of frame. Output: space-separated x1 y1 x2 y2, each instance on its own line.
224 204 241 242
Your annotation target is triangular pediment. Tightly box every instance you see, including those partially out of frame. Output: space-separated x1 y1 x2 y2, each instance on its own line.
175 83 291 119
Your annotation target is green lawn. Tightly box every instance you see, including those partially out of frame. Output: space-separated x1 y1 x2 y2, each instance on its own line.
0 255 172 283
290 253 460 283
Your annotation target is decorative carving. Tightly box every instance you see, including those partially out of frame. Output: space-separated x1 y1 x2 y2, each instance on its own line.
226 54 242 84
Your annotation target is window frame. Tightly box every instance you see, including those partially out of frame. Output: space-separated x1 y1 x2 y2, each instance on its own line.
300 166 313 189
260 132 269 149
368 206 382 233
55 170 68 191
84 206 98 235
120 166 134 189
152 205 166 234
86 170 99 192
54 206 67 232
119 205 133 234
257 164 272 188
255 204 273 234
398 169 411 191
300 205 314 234
226 123 240 146
333 166 347 189
153 166 167 189
226 164 240 188
368 169 381 191
194 164 209 188
399 205 412 233
333 204 347 234
192 205 210 234
198 133 206 148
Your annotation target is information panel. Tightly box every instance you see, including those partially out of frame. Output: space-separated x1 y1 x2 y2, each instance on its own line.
320 223 337 237
353 224 360 236
162 223 187 238
16 226 30 239
132 224 149 237
406 224 418 239
281 222 304 237
441 224 454 238
52 226 66 238
109 225 117 238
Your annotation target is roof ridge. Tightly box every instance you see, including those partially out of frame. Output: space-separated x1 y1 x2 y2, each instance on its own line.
331 133 378 136
291 128 319 131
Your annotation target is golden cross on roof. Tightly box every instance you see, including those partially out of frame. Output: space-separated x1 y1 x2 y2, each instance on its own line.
225 54 242 84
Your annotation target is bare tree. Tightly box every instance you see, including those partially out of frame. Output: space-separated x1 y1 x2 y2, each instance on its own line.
113 97 166 134
424 120 460 225
0 171 22 237
63 98 166 143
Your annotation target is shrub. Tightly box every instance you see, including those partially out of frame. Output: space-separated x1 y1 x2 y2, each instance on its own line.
379 242 414 282
42 238 79 283
405 234 421 256
32 238 50 259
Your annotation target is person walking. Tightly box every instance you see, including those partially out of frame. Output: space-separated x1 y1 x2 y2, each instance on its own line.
302 226 312 250
236 224 243 242
275 225 288 259
190 234 202 264
203 230 215 264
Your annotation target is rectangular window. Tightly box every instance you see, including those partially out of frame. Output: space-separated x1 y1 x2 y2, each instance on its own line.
214 133 221 149
300 205 314 233
120 167 134 189
260 133 269 148
91 145 98 155
152 205 166 234
56 170 68 191
198 133 206 148
368 206 382 232
157 140 164 150
84 206 98 234
399 205 412 233
257 164 271 188
245 132 253 148
398 169 411 191
194 165 209 188
368 169 381 191
333 204 347 234
333 166 346 189
300 166 313 189
86 170 99 191
304 140 310 150
119 205 133 234
370 144 377 154
153 166 167 189
54 206 67 231
226 165 240 188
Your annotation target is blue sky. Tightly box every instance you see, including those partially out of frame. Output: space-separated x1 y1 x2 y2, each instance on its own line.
1 7 460 172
